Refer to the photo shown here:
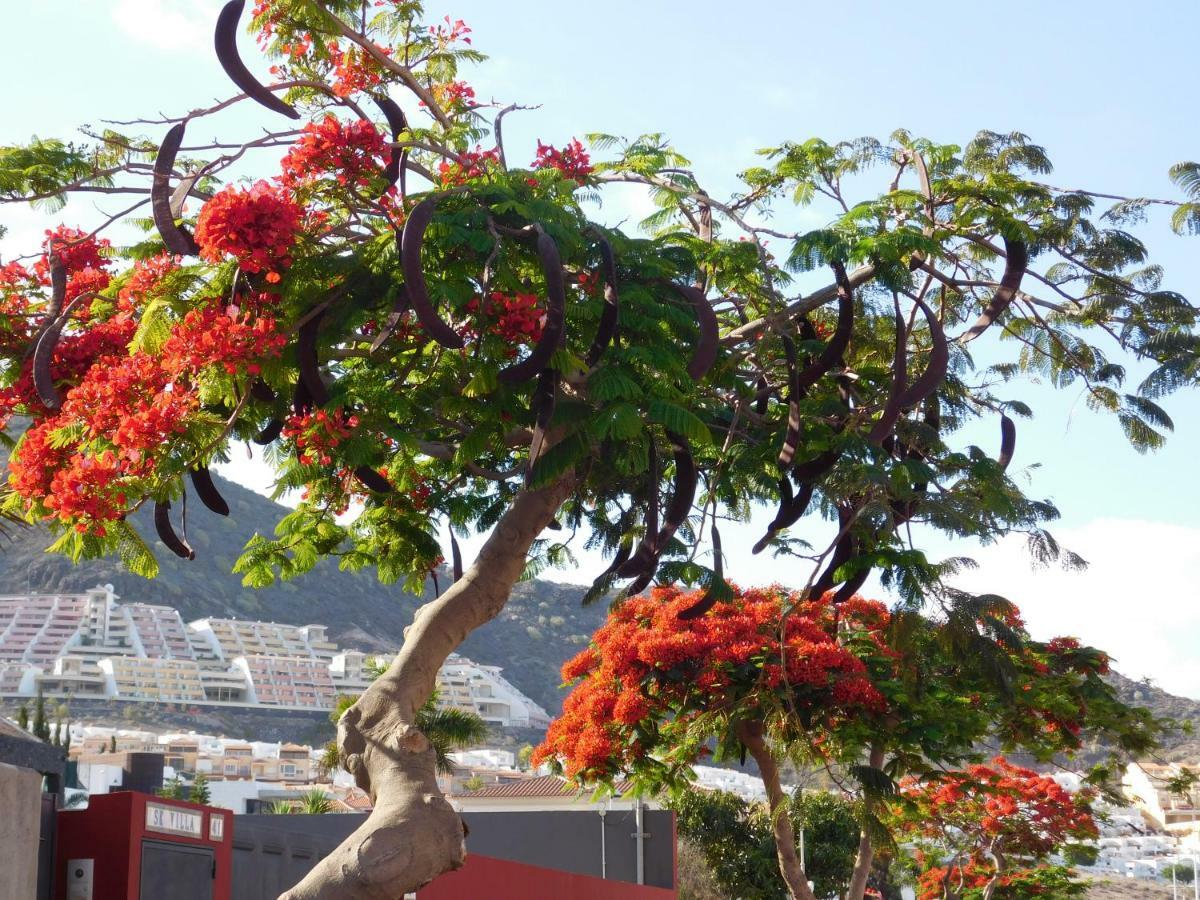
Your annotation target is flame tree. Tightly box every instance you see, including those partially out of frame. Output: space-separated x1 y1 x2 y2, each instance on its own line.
0 1 1196 896
535 586 1159 900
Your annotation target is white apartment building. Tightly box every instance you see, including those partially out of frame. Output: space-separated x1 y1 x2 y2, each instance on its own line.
0 586 550 728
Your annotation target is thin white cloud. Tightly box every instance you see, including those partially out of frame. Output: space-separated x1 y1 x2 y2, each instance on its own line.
109 0 224 55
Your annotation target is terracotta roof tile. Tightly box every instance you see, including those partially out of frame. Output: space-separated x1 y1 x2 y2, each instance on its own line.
455 774 633 799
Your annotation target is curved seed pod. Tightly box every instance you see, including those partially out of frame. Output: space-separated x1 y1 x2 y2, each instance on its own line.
617 442 660 579
429 568 440 599
867 296 909 445
353 466 392 493
625 569 655 596
653 431 698 557
214 0 299 120
795 261 855 392
249 379 276 403
754 376 769 415
255 418 284 445
523 368 558 487
294 373 318 416
678 524 724 621
777 333 802 467
830 568 870 605
32 319 65 411
47 250 66 319
370 286 411 354
958 239 1029 344
151 122 200 256
297 307 331 408
596 540 633 582
895 295 948 411
154 500 196 560
669 283 719 380
998 414 1017 471
450 532 463 583
752 480 815 555
790 449 840 482
400 197 465 349
373 95 407 188
810 535 854 599
190 467 230 517
585 235 620 366
498 232 566 384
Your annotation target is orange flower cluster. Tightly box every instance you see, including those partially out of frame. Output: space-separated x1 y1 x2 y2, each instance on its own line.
896 757 1097 899
282 408 360 467
195 181 302 281
533 585 888 780
437 146 500 187
463 291 546 347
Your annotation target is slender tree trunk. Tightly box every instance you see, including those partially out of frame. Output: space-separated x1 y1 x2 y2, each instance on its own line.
281 473 575 900
846 745 886 900
736 720 819 900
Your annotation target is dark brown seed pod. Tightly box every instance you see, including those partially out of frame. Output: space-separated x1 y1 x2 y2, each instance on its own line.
795 261 855 392
959 238 1029 344
372 95 407 188
370 286 411 354
596 540 633 582
790 449 840 482
499 231 566 384
249 379 276 403
400 196 465 349
32 319 65 411
830 568 869 604
752 480 815 555
617 441 661 579
654 431 698 556
867 296 908 446
292 377 313 416
998 414 1016 471
754 376 769 415
47 250 66 319
450 532 463 583
297 307 331 408
895 295 948 411
151 122 200 256
625 569 655 596
678 524 724 621
154 500 196 560
255 418 284 445
429 568 440 599
669 283 719 380
585 235 620 366
353 466 392 493
777 333 802 467
214 0 299 120
523 368 558 487
190 467 229 517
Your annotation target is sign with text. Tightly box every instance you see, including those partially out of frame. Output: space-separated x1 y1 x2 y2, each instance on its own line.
145 802 202 838
209 813 225 841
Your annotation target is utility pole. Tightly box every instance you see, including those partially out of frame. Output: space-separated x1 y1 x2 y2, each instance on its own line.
598 807 606 880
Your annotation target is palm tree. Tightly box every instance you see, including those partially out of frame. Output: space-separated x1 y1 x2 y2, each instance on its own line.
297 789 334 815
323 687 487 778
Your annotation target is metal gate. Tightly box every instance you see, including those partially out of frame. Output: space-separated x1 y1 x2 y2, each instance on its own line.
139 840 215 900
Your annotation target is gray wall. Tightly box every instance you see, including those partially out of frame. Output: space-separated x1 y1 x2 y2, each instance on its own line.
0 762 44 900
230 808 674 900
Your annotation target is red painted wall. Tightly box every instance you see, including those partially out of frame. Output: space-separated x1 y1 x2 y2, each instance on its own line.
416 855 677 900
56 791 233 900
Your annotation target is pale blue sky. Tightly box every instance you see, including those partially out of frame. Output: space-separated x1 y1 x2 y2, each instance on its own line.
2 1 1199 692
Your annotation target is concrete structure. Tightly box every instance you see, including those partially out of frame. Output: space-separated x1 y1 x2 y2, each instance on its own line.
1123 762 1200 832
0 586 549 727
0 761 42 900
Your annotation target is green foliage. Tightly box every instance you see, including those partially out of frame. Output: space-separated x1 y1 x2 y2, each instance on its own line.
15 703 28 731
669 787 861 900
157 776 185 800
189 772 211 806
1164 861 1195 884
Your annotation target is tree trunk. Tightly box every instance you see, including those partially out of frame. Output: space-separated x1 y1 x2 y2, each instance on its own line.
846 745 886 900
736 720 818 900
280 473 576 900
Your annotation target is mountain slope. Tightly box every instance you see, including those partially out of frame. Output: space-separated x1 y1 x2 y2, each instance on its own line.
0 466 606 714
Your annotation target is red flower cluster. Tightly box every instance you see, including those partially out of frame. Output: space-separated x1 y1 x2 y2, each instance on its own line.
117 253 179 313
428 16 471 47
436 147 500 187
161 305 286 376
279 115 388 191
33 226 111 281
531 139 593 185
195 181 302 281
282 408 360 466
463 291 546 346
534 585 888 780
434 80 475 111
